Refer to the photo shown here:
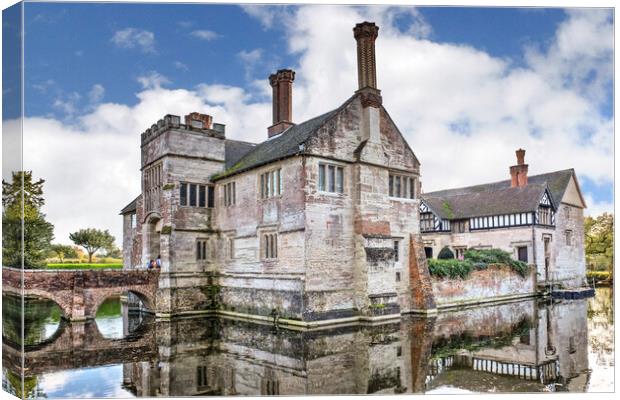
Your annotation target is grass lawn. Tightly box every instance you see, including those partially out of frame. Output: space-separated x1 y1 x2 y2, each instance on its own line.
46 263 123 270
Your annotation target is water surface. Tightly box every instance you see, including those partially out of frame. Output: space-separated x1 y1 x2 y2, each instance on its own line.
2 288 614 397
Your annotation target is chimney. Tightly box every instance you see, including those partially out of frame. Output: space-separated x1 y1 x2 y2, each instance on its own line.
267 69 295 137
510 148 529 187
184 112 212 130
353 21 382 108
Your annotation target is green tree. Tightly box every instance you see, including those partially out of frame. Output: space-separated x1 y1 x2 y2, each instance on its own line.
103 243 122 259
69 228 115 263
585 213 614 275
2 171 54 268
49 243 78 262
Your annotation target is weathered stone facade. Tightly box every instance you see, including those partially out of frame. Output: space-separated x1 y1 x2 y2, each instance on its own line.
121 22 425 324
421 152 587 289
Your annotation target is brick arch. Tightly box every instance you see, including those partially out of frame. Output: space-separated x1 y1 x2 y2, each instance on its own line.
86 287 156 318
20 289 74 321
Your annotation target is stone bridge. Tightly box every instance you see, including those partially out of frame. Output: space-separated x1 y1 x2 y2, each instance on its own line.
2 318 157 377
2 267 159 321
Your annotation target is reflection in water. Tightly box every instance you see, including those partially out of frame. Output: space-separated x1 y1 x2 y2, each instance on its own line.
2 289 614 397
2 294 62 346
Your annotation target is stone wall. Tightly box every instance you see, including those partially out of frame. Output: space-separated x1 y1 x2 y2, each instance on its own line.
552 203 586 287
431 265 536 307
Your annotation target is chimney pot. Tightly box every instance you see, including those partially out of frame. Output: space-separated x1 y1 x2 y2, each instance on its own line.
353 21 382 107
510 148 529 187
268 69 296 137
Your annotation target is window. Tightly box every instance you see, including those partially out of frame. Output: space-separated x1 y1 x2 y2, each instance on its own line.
318 163 344 193
223 182 236 206
565 206 571 219
228 237 235 259
263 233 278 259
395 272 401 282
517 246 528 263
420 212 434 232
396 346 402 357
144 163 163 211
453 220 466 233
260 169 282 199
565 230 572 246
538 207 551 225
196 239 208 261
130 213 136 229
424 247 433 259
180 183 214 208
197 366 209 390
389 174 416 199
455 247 466 260
393 240 400 262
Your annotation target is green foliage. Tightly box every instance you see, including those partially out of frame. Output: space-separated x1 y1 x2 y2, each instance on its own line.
585 213 614 275
46 263 122 269
586 270 611 283
49 244 78 263
69 228 116 263
160 225 172 234
428 248 530 279
437 246 455 260
441 201 455 219
102 244 122 259
2 171 55 268
464 248 530 277
428 259 473 279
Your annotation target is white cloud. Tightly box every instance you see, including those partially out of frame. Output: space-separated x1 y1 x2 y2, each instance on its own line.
17 6 613 246
136 71 170 89
173 61 189 71
88 84 105 104
111 27 156 54
237 48 263 80
52 92 81 116
584 194 613 217
190 29 220 41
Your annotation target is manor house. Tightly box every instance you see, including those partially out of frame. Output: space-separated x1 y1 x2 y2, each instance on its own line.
420 150 587 288
121 22 424 323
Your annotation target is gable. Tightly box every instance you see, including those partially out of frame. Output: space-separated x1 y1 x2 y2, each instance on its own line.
562 174 587 208
380 107 419 171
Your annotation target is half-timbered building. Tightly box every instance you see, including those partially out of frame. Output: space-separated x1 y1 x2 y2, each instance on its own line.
420 149 587 288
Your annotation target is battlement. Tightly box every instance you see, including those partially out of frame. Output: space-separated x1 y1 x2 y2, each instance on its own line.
140 113 226 146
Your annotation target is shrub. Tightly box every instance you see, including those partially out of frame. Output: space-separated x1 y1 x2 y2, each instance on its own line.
586 270 611 282
464 248 530 278
428 259 473 279
437 246 455 260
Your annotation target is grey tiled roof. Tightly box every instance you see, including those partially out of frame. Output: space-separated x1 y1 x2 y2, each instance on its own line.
224 139 256 169
422 169 575 220
120 195 139 215
212 96 355 180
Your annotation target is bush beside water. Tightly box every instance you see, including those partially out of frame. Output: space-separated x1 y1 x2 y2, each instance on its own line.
428 248 530 280
46 263 123 270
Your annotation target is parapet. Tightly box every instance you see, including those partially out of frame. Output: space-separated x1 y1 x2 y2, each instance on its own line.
140 113 226 146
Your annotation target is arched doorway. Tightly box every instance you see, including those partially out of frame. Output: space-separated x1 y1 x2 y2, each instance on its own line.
144 213 162 267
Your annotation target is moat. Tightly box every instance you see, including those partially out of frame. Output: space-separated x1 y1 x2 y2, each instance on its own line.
2 288 613 397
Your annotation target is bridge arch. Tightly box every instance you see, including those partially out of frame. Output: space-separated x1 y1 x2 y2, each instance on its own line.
89 287 155 318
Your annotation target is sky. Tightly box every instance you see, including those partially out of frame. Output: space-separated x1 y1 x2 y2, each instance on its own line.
1 2 614 247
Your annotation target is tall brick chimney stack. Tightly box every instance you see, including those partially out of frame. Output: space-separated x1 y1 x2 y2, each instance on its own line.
510 148 529 187
353 21 382 108
268 69 295 137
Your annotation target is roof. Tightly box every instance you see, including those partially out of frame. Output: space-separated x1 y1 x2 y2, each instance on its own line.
212 95 355 180
224 139 256 169
422 169 576 220
120 195 139 215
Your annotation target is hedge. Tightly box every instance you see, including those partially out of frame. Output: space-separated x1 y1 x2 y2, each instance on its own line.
45 263 123 270
428 248 530 279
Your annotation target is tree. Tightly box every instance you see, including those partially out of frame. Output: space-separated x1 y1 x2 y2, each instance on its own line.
49 244 78 263
69 228 116 263
2 171 54 268
103 243 122 259
584 213 614 274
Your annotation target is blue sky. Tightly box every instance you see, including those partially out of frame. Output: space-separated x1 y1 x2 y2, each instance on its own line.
2 2 614 244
